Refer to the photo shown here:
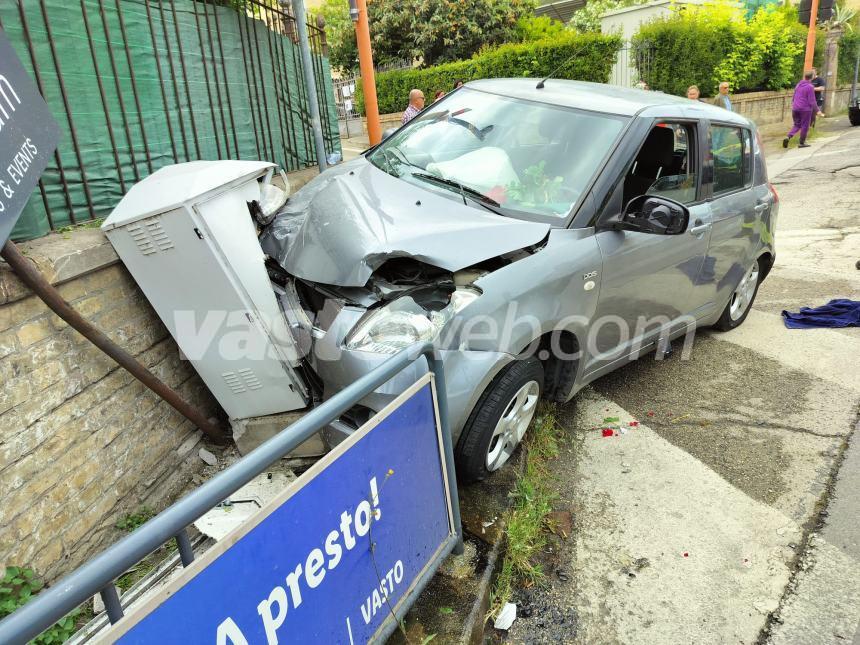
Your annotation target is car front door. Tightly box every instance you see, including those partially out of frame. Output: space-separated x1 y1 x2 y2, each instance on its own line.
585 120 712 378
699 123 769 315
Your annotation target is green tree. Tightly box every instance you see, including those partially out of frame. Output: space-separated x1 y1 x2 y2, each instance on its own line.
369 0 537 66
567 0 649 33
319 0 359 73
514 15 566 41
633 1 805 95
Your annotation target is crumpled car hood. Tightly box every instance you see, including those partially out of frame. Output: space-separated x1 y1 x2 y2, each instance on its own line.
259 158 551 287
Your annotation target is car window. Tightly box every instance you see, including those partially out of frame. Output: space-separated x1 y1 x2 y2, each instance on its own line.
367 88 627 220
623 122 698 206
710 125 752 195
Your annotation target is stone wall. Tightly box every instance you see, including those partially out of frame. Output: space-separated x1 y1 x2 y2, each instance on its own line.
0 229 220 582
732 84 854 127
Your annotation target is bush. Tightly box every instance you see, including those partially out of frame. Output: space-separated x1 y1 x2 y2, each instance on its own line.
356 32 622 114
839 31 860 84
633 3 805 96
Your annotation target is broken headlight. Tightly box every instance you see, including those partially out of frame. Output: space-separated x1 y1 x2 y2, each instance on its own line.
344 288 480 354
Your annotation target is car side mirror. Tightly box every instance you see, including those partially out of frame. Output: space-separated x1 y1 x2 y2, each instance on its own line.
616 195 690 235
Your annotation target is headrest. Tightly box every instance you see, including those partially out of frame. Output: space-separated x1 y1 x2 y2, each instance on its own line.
633 127 675 175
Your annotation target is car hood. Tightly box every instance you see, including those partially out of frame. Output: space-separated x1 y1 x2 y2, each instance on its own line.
259 158 551 287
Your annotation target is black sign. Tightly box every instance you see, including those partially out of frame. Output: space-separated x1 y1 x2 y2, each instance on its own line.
0 27 60 246
798 0 834 25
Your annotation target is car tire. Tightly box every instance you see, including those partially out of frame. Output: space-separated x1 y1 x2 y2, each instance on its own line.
455 357 544 483
713 258 762 331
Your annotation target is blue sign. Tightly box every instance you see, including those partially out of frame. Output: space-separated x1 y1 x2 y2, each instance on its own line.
109 374 454 644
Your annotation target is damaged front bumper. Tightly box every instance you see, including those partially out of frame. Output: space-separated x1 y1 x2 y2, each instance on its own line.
277 283 513 447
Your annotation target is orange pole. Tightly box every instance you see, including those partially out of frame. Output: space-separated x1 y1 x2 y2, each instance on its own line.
353 0 381 145
804 0 821 71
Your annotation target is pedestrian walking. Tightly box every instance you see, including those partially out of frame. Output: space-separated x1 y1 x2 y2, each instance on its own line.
453 79 465 90
712 82 733 111
401 89 425 125
783 71 818 149
434 90 446 102
686 85 702 101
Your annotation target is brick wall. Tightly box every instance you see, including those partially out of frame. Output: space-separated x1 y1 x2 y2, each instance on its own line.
0 230 219 582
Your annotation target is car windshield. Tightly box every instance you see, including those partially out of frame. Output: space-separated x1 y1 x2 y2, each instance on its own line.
367 88 627 219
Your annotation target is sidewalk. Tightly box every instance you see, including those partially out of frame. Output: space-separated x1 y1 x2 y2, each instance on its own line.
341 133 371 161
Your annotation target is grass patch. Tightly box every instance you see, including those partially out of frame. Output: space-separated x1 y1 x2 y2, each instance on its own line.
115 507 155 533
490 404 563 615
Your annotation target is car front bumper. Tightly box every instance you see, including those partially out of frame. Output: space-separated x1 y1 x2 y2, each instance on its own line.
306 305 513 447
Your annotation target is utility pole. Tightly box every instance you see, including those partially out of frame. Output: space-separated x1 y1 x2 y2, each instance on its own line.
349 0 381 145
804 0 821 71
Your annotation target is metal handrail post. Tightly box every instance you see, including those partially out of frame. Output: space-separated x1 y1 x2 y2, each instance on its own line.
425 350 465 555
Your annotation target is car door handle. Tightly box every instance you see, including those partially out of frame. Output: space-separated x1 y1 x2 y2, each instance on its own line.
689 221 711 236
754 203 769 213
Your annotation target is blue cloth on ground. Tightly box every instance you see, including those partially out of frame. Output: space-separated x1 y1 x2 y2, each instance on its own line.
781 299 860 329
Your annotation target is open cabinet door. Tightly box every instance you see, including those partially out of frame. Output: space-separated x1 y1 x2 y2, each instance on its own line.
103 161 308 421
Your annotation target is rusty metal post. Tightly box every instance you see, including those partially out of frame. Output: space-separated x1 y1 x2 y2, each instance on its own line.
1 240 227 443
350 0 381 145
804 0 821 72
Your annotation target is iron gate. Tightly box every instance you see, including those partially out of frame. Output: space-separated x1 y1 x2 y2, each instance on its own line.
0 0 340 241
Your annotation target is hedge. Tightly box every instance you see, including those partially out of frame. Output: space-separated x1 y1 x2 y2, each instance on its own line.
633 4 806 96
839 31 860 84
355 32 623 114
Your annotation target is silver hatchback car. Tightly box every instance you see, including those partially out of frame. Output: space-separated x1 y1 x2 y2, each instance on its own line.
260 79 777 482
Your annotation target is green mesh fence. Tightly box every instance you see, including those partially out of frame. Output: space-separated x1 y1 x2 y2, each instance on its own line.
0 0 340 241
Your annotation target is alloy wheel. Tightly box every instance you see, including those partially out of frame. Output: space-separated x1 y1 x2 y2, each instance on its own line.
485 380 540 471
729 263 760 321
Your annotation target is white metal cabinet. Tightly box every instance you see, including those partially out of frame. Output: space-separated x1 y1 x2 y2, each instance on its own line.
102 161 307 421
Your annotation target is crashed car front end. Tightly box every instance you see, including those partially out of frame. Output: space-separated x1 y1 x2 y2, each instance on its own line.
258 159 549 442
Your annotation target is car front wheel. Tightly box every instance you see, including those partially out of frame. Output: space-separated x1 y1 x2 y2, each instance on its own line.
455 357 543 483
713 259 762 331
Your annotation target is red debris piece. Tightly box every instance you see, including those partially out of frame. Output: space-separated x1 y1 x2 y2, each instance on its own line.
629 421 640 427
601 428 614 438
683 552 689 558
647 411 655 417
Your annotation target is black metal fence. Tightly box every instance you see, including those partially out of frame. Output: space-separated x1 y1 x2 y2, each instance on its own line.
0 0 341 241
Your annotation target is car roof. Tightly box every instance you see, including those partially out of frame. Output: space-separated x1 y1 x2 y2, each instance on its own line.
465 78 752 126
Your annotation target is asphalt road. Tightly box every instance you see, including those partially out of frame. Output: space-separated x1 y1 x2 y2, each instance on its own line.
505 118 860 644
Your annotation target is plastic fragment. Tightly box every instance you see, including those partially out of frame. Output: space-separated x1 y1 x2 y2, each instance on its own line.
494 602 517 630
602 428 614 438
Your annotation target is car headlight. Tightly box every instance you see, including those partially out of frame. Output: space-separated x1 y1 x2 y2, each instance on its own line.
344 288 480 354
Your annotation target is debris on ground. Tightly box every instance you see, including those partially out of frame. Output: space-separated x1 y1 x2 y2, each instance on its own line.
599 417 640 438
193 469 295 540
547 510 573 539
494 602 517 630
198 448 218 466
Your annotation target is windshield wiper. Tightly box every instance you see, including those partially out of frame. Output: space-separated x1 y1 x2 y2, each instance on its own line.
410 172 504 214
374 145 423 178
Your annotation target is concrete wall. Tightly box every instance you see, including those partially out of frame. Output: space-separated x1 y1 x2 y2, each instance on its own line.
0 229 220 582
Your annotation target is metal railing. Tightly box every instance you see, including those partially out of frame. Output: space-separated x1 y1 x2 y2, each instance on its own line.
0 343 463 645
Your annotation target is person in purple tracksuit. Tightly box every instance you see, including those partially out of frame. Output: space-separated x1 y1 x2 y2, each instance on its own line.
783 71 818 149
